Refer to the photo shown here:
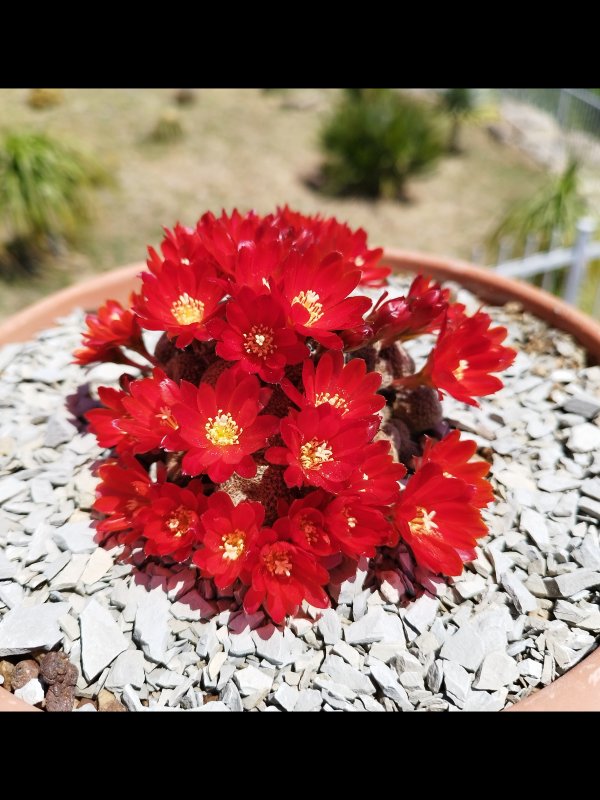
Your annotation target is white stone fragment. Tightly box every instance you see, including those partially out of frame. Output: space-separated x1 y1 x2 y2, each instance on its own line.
80 548 113 585
501 572 539 613
474 650 519 690
552 569 600 597
134 587 171 664
106 650 145 690
14 678 45 706
53 520 96 553
369 659 412 710
443 661 471 708
80 598 129 682
0 601 69 657
567 423 600 454
273 683 299 711
440 624 485 672
403 592 439 633
234 665 273 696
317 608 342 645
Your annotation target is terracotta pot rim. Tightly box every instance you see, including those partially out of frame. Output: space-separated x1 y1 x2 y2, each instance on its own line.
0 252 599 713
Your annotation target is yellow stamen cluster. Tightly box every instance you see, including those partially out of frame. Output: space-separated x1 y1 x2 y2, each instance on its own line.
156 405 179 430
166 506 194 538
264 548 293 577
171 293 204 325
220 529 246 561
243 324 276 359
315 391 348 412
300 438 333 470
452 359 469 381
298 515 318 545
409 507 438 537
292 289 324 326
205 411 242 446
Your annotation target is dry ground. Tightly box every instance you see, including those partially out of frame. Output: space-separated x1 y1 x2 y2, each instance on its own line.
0 88 546 320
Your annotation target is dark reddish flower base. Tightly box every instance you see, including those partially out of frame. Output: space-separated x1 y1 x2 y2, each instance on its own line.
75 207 516 625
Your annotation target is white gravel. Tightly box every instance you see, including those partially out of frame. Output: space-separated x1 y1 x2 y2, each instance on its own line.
0 279 599 711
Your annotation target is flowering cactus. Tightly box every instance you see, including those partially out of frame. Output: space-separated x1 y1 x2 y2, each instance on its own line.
75 207 516 623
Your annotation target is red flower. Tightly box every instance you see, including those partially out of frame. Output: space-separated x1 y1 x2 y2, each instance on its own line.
93 454 155 540
265 404 375 491
193 492 266 588
324 496 392 559
74 297 146 366
418 308 517 406
146 223 211 276
274 206 389 287
133 265 225 349
85 386 133 453
282 351 385 421
394 306 517 407
392 462 488 576
367 275 449 346
210 287 307 383
343 440 406 506
273 491 335 557
119 369 183 454
418 430 493 508
166 367 279 483
280 248 372 349
196 209 277 279
243 530 330 623
137 480 205 561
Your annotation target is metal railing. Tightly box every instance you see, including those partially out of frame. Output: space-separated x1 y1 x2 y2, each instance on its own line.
490 218 600 316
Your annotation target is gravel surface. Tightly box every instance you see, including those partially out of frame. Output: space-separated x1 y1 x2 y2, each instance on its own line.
0 279 599 712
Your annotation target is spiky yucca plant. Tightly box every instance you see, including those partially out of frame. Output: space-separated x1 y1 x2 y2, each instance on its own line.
489 158 587 255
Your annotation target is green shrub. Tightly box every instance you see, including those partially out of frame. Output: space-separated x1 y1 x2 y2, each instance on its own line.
0 130 112 250
319 89 444 200
439 88 476 153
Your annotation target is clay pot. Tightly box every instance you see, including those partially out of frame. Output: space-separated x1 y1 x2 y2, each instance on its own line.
0 253 598 712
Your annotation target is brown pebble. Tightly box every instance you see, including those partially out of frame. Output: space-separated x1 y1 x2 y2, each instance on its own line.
40 651 78 686
97 688 127 712
45 683 76 712
11 659 40 690
0 660 15 693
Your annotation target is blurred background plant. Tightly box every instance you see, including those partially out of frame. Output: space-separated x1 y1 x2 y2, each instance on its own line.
148 108 185 144
174 89 197 107
27 88 63 110
439 88 477 153
0 130 113 272
488 158 587 255
318 88 444 200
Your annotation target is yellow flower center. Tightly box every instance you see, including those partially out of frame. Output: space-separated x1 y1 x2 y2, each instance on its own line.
180 258 190 266
166 506 194 538
298 515 318 545
315 391 348 412
264 547 293 577
409 506 438 537
243 324 276 359
292 289 324 326
205 410 242 446
171 293 205 325
156 405 179 430
300 438 333 470
452 359 469 381
220 529 246 561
